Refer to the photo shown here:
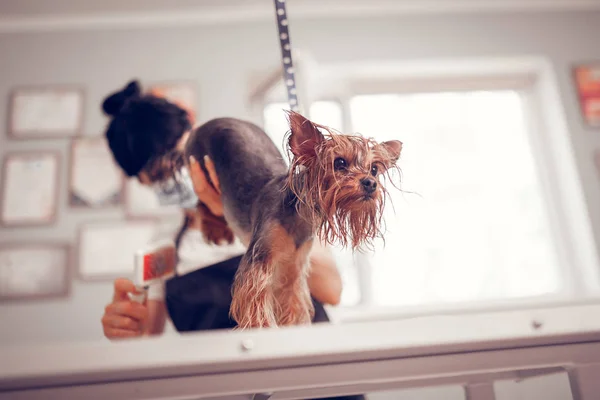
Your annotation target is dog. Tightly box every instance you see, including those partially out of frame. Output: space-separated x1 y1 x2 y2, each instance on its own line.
185 111 402 329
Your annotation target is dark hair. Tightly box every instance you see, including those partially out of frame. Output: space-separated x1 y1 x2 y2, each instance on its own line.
102 80 192 177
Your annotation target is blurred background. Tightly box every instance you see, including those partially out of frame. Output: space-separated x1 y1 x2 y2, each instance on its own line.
0 1 600 398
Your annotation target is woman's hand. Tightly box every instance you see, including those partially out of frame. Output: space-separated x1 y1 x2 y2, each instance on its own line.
101 279 149 340
188 155 224 216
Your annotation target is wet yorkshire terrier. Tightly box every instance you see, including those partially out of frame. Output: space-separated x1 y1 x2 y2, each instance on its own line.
185 111 402 329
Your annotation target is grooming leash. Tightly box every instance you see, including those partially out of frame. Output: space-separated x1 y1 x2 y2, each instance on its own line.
248 5 299 400
274 0 300 112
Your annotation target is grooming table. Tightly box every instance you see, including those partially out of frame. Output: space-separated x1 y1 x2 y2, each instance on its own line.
2 301 600 399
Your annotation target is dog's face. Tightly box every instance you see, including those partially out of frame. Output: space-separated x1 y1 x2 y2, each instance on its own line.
286 111 402 249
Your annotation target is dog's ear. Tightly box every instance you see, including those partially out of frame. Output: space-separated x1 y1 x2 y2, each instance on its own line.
286 110 324 160
375 140 402 167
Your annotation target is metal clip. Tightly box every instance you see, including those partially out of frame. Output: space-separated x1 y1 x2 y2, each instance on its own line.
252 392 273 400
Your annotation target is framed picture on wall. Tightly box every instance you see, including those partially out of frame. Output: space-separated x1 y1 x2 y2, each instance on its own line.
77 220 158 281
69 137 124 209
0 243 70 301
148 81 197 124
1 152 60 227
574 63 600 128
8 86 84 139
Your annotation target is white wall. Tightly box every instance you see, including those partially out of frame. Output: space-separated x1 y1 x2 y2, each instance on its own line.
0 9 599 350
0 23 280 344
0 9 598 400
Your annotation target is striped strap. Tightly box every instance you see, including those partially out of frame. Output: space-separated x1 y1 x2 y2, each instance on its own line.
273 0 299 112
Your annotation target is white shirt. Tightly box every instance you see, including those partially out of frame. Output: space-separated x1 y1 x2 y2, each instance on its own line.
147 228 246 301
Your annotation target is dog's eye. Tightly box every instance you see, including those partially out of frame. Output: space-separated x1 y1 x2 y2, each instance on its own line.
333 157 347 171
370 165 378 176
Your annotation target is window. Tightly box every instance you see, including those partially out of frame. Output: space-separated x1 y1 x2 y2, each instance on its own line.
262 80 580 312
349 90 562 307
309 100 344 131
263 102 290 159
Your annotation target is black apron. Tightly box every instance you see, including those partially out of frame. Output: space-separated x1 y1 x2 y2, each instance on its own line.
164 255 365 400
166 255 331 331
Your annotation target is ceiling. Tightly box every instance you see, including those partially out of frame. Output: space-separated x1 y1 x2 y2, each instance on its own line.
0 0 235 17
0 0 598 32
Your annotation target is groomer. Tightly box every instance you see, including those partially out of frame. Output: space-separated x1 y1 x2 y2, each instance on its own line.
100 80 343 338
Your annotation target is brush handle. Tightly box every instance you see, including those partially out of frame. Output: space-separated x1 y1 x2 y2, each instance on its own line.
128 287 147 304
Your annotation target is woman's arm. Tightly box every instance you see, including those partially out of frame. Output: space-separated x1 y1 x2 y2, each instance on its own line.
143 300 168 336
307 242 343 306
102 279 166 340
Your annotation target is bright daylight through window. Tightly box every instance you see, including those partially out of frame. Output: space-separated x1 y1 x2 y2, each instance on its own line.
263 89 562 309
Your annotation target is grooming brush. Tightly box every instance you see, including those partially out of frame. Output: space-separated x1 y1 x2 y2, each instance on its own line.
129 239 177 303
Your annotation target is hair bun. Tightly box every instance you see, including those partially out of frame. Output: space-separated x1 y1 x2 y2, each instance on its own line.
102 80 142 116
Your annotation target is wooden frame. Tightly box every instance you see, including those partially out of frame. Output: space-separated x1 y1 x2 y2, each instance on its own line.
573 63 600 128
0 243 70 302
68 136 125 209
7 85 84 139
76 219 159 282
0 151 61 227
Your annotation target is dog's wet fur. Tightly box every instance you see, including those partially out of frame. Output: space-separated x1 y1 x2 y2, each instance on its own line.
185 111 402 329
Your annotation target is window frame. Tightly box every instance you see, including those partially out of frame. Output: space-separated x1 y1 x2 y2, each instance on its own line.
254 56 600 321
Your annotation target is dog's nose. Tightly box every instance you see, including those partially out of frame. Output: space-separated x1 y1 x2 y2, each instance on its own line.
361 177 377 194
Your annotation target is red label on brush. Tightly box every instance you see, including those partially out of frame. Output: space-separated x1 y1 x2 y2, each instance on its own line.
143 247 176 282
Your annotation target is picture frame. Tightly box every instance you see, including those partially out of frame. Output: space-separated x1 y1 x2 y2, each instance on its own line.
0 243 70 301
8 86 84 139
573 63 600 128
148 81 197 124
77 220 159 281
69 137 125 209
0 152 60 227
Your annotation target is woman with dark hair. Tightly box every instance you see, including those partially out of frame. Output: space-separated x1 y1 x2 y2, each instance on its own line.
100 80 344 337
